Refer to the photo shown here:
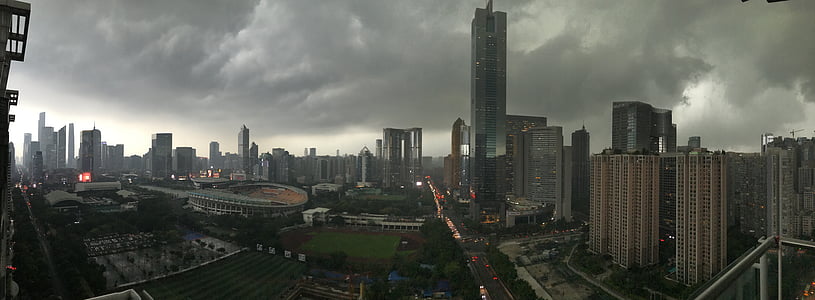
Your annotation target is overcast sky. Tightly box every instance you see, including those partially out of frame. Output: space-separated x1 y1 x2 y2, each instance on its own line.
8 0 815 158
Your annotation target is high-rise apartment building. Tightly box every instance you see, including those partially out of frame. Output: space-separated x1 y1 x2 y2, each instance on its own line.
506 115 547 197
106 144 124 172
382 128 422 188
676 151 727 286
470 0 507 223
727 152 767 236
79 128 102 174
590 151 660 268
688 136 701 149
571 126 590 215
611 101 676 153
151 133 173 178
238 125 250 174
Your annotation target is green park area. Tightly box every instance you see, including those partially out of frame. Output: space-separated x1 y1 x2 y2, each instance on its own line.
140 251 306 300
300 231 402 259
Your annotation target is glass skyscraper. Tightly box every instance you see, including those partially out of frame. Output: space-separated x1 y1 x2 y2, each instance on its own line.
470 0 507 223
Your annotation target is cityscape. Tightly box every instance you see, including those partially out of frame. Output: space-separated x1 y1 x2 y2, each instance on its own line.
2 0 815 300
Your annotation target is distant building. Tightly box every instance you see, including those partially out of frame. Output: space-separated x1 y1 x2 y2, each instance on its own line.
470 0 507 223
174 147 196 178
209 141 222 169
68 123 75 168
382 128 422 189
238 125 250 174
506 115 547 198
590 151 659 268
727 152 767 236
357 146 374 186
23 132 30 171
57 126 66 168
249 142 258 176
571 126 590 215
611 101 676 153
521 126 571 221
151 133 173 178
676 150 727 286
106 144 124 172
688 136 701 149
79 128 102 175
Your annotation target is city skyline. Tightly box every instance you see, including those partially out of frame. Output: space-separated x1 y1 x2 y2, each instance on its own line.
8 1 815 158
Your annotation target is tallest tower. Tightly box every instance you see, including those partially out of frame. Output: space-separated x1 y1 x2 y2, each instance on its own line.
470 0 507 223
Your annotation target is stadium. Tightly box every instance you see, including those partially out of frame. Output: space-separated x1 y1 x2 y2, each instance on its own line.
187 183 308 217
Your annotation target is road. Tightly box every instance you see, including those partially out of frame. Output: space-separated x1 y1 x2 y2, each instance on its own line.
22 191 69 299
426 177 514 300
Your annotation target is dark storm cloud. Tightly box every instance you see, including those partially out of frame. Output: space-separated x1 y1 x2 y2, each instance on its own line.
14 0 815 154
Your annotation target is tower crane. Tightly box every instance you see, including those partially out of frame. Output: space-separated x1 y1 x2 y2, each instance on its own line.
790 129 804 138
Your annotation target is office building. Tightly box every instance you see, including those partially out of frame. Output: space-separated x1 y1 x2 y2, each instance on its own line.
79 128 102 174
611 101 676 153
151 133 173 178
57 126 66 168
249 142 258 176
382 128 422 188
22 132 30 170
209 141 221 169
449 118 470 191
571 126 590 215
174 146 196 177
590 151 660 268
106 144 124 172
506 115 547 197
470 0 507 223
272 148 291 183
37 111 45 143
521 126 571 221
676 151 727 286
357 146 374 185
688 136 701 149
238 125 250 174
309 148 317 158
68 123 74 168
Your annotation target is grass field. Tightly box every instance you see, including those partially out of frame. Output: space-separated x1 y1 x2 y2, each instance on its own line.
139 251 305 300
300 231 401 259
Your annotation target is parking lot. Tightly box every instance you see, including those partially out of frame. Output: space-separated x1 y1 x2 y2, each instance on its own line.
94 235 240 289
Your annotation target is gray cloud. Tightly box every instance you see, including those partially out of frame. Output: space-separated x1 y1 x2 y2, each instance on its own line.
10 0 815 156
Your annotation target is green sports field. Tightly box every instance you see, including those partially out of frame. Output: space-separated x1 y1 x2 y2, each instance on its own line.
300 231 401 259
139 251 306 300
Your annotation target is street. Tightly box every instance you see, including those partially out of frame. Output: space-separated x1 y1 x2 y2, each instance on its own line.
22 191 68 299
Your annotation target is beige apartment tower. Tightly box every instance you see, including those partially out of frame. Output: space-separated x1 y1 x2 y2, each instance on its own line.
676 151 727 285
590 151 660 268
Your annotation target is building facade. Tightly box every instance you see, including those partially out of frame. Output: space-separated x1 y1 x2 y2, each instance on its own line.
590 152 660 268
676 151 727 286
571 126 590 215
382 128 422 188
151 133 173 178
506 115 547 198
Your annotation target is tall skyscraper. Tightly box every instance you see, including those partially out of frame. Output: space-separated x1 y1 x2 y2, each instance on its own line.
590 151 660 268
57 126 66 168
470 0 507 223
450 118 466 190
209 141 221 169
151 133 173 178
107 144 124 172
611 101 676 153
42 126 54 169
249 142 258 176
37 111 45 142
571 126 590 215
238 125 249 173
506 115 547 197
22 132 30 170
79 128 102 174
382 128 422 188
309 148 317 158
676 151 727 286
68 123 74 168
